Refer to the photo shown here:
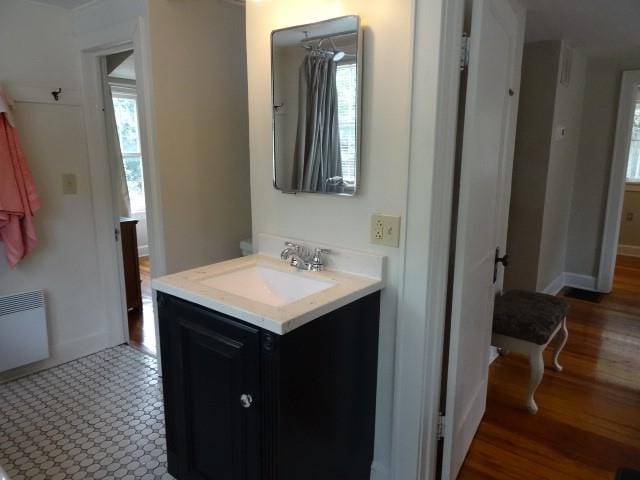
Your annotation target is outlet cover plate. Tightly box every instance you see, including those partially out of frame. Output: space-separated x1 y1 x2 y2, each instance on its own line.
371 214 401 247
62 173 77 195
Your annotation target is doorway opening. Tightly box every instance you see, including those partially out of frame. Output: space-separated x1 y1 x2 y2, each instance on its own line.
103 49 157 356
442 2 640 478
613 80 640 266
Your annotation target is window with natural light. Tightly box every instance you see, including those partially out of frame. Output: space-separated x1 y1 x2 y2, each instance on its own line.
626 101 640 183
336 63 357 184
111 87 146 213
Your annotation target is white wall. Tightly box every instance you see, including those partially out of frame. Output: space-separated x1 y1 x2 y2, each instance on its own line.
246 1 414 476
537 45 586 290
133 212 149 257
148 0 252 274
566 54 640 277
505 41 587 292
505 41 560 291
0 0 113 380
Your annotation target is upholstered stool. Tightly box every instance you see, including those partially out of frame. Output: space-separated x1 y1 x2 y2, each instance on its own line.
492 290 570 414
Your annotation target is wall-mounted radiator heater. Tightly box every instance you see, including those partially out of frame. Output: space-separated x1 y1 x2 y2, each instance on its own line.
0 290 49 373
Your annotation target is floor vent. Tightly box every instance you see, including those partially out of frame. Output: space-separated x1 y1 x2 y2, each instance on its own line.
563 287 605 303
0 290 49 372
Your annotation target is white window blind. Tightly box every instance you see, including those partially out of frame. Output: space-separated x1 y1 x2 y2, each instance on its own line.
336 63 357 183
626 101 640 183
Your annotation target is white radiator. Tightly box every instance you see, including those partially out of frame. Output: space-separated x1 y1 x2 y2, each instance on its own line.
0 290 49 372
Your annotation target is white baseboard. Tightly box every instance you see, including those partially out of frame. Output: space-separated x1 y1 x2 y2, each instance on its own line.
542 274 565 295
488 346 499 365
371 462 390 480
538 272 600 295
563 272 598 292
0 331 116 383
618 244 640 257
138 244 149 257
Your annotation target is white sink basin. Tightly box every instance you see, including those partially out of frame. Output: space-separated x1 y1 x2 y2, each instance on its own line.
200 265 335 307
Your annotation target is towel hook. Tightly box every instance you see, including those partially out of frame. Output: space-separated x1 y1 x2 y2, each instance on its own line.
51 88 62 101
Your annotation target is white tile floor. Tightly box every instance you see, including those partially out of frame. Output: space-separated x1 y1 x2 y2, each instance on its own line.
0 346 173 480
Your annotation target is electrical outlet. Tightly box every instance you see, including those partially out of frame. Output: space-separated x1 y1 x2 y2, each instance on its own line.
627 212 634 222
62 173 77 195
371 214 401 247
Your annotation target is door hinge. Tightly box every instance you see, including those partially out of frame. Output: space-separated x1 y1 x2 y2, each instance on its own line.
437 413 446 440
460 34 470 70
115 228 120 242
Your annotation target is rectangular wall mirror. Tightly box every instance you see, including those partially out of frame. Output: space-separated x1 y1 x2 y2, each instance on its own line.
271 16 362 195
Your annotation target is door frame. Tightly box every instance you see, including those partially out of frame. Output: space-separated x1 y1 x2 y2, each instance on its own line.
597 70 640 292
389 0 465 479
78 17 166 350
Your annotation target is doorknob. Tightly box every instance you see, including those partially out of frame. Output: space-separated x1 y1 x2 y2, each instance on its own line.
240 394 253 409
493 247 509 283
495 250 509 267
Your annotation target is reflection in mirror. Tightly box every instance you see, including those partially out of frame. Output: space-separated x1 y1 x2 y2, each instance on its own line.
272 16 361 195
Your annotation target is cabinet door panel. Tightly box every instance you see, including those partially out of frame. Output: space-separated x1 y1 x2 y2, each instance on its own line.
182 325 242 479
160 295 260 480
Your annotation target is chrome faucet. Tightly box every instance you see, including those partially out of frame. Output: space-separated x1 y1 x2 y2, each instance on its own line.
280 242 330 272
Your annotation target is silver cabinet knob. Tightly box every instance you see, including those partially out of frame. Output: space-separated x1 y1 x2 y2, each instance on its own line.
240 394 253 408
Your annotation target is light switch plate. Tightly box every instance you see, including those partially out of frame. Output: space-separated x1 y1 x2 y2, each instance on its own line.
371 214 401 247
62 173 77 195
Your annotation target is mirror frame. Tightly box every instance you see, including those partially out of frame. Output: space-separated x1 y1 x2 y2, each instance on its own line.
270 15 363 196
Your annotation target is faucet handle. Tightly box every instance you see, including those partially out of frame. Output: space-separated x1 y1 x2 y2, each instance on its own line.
311 248 331 271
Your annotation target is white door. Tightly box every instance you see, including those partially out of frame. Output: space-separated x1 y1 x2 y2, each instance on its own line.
442 0 525 478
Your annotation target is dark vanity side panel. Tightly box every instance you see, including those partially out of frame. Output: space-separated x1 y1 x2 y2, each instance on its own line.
274 292 381 480
158 293 261 480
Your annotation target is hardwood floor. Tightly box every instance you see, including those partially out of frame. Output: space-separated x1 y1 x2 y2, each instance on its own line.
458 255 640 479
127 256 157 356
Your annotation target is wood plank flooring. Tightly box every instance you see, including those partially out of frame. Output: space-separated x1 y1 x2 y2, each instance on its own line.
458 255 640 479
127 256 157 356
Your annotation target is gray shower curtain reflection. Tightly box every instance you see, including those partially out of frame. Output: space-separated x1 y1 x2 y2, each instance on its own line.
292 52 342 192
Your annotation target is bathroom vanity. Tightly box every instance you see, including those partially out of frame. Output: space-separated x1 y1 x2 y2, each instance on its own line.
153 249 383 480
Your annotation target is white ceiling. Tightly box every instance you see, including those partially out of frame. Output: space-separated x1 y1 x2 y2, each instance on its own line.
28 0 95 8
519 0 640 58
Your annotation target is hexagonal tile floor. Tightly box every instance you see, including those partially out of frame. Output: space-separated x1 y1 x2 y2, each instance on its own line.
0 345 173 479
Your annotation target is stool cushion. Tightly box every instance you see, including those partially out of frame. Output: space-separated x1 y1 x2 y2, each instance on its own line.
493 290 570 345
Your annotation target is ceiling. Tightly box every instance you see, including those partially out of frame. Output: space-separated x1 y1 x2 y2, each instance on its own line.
519 0 640 58
29 0 246 8
29 0 95 8
109 53 136 81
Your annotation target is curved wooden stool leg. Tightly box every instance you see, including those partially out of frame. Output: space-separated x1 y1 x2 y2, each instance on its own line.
552 317 568 372
527 347 545 414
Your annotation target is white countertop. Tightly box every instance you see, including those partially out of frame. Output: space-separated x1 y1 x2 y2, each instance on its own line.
152 254 384 334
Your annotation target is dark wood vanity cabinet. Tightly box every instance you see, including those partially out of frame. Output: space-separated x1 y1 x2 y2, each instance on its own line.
157 291 380 480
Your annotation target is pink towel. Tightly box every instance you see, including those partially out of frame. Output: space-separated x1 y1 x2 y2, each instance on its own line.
0 111 41 268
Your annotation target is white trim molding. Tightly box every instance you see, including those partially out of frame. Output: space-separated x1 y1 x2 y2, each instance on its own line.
78 16 166 371
0 331 111 383
390 0 464 479
619 244 640 257
541 272 600 295
542 274 565 296
563 272 598 292
598 70 640 293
